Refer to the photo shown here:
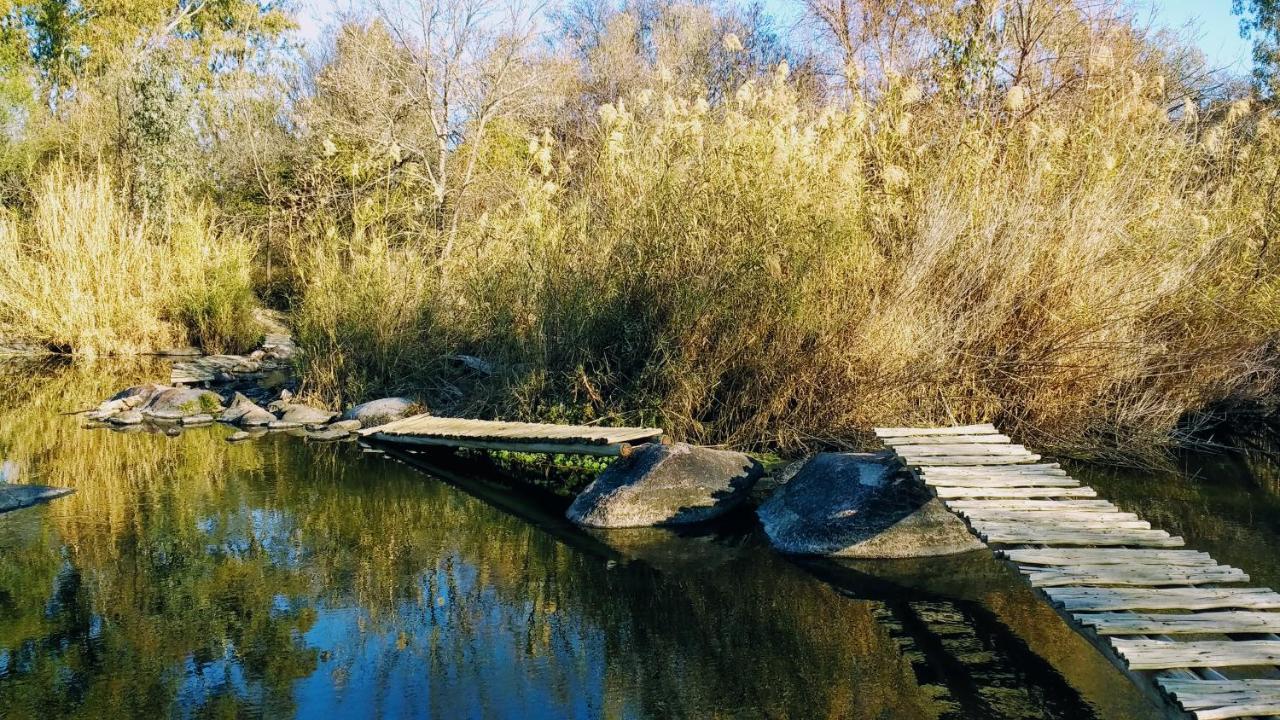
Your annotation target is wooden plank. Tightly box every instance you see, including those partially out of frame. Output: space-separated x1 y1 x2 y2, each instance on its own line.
893 443 1034 457
1192 703 1280 720
874 424 998 438
1078 612 1280 635
368 414 663 450
925 475 1080 488
974 517 1152 531
372 433 634 457
1046 588 1280 612
922 463 1064 475
907 454 1043 466
934 486 1097 498
1000 549 1216 566
965 510 1144 523
946 499 1115 511
1021 564 1247 587
979 528 1184 547
884 434 1012 446
1111 639 1280 670
1157 679 1280 719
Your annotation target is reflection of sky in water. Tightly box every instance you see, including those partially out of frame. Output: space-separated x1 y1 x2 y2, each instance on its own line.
291 564 611 719
0 361 1223 720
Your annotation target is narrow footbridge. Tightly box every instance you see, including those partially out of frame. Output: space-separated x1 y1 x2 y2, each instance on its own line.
877 423 1280 720
362 414 663 456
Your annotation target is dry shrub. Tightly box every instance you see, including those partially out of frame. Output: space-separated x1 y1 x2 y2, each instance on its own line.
291 20 1280 458
0 165 260 355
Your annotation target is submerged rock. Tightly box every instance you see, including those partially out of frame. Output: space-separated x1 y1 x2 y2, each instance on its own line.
757 453 984 558
306 427 352 442
143 387 225 420
566 443 763 528
226 430 266 443
327 419 363 433
220 392 276 427
341 397 417 428
181 413 215 425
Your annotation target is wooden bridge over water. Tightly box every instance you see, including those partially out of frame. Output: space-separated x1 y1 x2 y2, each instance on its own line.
362 414 664 456
358 411 1280 717
878 423 1280 720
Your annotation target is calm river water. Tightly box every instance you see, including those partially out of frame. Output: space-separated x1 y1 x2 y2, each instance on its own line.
0 359 1273 719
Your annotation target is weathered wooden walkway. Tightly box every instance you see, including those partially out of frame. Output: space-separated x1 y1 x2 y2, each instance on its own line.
877 423 1280 720
363 414 663 456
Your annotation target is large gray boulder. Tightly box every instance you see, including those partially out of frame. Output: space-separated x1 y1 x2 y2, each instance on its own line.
567 443 763 528
341 397 418 428
757 452 984 558
142 387 225 420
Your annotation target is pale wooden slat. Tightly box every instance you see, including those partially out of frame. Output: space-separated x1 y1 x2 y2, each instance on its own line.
1193 703 1280 720
922 463 1064 475
974 517 1151 531
979 528 1184 547
1111 639 1280 670
874 424 998 438
907 454 1043 466
934 486 1097 498
1158 679 1280 719
885 433 1012 446
946 499 1115 511
1000 549 1216 566
369 414 663 449
1046 588 1280 612
964 510 1144 523
893 443 1034 457
1021 564 1247 587
1078 612 1280 635
924 475 1080 488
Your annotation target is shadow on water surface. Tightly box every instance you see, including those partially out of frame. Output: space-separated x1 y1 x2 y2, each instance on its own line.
0 359 1170 719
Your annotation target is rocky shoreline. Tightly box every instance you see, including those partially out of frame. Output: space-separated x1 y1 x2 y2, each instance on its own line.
82 331 418 443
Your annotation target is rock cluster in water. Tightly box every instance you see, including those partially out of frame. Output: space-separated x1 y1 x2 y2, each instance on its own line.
85 383 416 442
83 331 419 442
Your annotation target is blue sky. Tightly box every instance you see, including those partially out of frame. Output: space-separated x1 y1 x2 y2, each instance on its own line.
295 0 1256 75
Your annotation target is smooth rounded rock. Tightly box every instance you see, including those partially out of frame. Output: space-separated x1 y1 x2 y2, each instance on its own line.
757 452 984 558
275 403 336 425
341 397 418 428
221 392 276 427
566 443 763 528
143 388 225 420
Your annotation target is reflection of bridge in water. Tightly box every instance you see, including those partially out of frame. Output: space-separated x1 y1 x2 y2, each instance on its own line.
879 423 1280 720
388 442 1161 719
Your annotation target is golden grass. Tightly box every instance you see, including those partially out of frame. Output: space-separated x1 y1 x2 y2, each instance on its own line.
0 165 260 355
292 69 1280 458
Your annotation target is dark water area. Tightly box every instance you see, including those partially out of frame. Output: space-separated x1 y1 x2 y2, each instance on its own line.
1 360 1256 719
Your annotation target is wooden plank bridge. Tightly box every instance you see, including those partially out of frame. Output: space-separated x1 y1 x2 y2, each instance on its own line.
877 423 1280 720
362 414 664 457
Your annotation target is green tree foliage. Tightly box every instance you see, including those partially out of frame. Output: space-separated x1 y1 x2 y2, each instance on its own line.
1235 0 1280 95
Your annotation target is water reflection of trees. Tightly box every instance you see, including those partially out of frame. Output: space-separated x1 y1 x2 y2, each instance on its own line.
0 361 937 718
0 360 1161 719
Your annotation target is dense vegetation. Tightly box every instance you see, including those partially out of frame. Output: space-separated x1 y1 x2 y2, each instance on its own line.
0 0 1279 457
